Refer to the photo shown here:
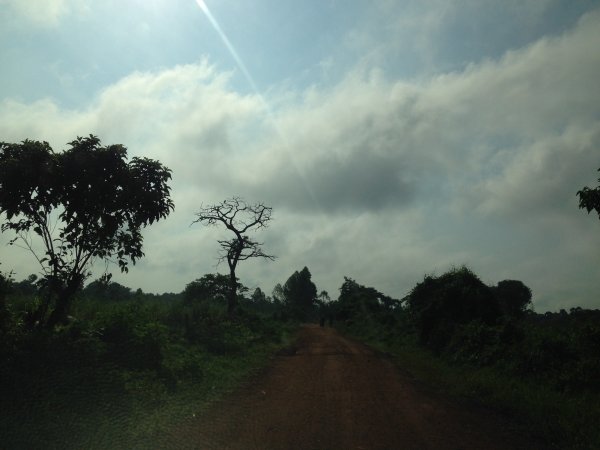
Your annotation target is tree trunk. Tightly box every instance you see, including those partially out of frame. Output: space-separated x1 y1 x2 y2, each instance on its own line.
29 279 57 329
46 278 80 329
227 268 237 318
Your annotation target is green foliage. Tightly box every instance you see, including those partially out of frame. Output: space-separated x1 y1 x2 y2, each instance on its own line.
577 167 600 220
0 135 174 327
83 278 133 301
183 273 236 304
251 286 267 304
336 277 400 321
493 279 532 317
407 266 501 351
11 273 38 297
282 266 318 321
335 268 600 449
0 268 13 332
0 268 11 301
272 283 284 303
0 290 293 448
243 287 280 316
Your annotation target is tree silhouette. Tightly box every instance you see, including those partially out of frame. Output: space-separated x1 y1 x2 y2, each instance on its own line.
407 266 500 351
283 266 317 321
318 290 331 304
251 287 268 304
0 135 174 327
0 266 12 327
578 167 600 221
494 279 532 317
336 277 399 321
192 197 275 316
272 283 285 305
183 273 246 304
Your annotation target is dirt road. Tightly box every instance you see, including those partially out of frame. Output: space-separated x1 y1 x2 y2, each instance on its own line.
170 325 538 449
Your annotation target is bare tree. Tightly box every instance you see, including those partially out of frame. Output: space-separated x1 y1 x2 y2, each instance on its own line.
192 197 275 316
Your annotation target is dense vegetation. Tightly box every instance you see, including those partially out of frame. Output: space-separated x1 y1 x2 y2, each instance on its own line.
0 273 295 449
0 263 334 448
332 266 600 449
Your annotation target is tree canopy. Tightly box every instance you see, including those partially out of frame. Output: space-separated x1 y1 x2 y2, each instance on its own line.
336 277 400 321
182 273 246 304
577 167 600 221
406 266 533 351
0 135 174 327
282 266 317 320
493 279 532 317
83 278 133 302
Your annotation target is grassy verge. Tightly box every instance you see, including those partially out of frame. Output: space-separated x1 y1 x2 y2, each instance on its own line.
337 320 600 450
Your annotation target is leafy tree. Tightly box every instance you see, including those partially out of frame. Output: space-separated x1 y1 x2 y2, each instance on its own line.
83 277 133 301
0 135 174 327
192 197 275 316
246 287 274 314
407 266 501 351
577 167 600 220
272 283 284 304
251 287 268 304
11 274 38 297
318 290 331 304
283 266 317 321
494 279 532 317
336 277 400 321
0 267 12 320
183 273 235 304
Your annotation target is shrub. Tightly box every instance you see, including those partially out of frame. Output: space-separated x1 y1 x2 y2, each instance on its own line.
407 266 501 351
493 280 532 317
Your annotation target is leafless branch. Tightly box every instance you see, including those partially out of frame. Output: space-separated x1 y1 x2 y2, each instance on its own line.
192 197 273 236
192 197 275 315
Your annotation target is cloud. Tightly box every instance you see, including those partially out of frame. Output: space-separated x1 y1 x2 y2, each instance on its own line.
1 10 600 309
0 0 88 27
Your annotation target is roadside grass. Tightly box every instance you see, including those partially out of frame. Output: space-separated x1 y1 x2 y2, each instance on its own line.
338 320 600 450
0 296 297 449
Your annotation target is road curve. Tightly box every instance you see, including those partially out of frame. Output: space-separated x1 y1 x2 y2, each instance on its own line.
168 325 537 450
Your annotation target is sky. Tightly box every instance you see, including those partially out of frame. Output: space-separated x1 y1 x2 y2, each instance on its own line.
1 0 600 311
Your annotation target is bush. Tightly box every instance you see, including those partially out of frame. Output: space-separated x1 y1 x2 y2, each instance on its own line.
407 266 501 351
0 292 294 448
494 280 532 317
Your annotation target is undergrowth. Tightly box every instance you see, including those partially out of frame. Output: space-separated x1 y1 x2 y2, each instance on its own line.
338 317 600 450
0 296 295 449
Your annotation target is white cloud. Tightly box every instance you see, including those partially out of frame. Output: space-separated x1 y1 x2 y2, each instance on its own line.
1 10 600 309
0 0 88 27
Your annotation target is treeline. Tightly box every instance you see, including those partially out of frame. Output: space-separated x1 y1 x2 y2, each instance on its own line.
330 266 600 394
3 264 599 397
330 266 600 448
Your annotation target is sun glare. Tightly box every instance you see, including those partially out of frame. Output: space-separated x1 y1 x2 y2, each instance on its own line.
195 0 208 14
193 0 320 210
193 0 258 95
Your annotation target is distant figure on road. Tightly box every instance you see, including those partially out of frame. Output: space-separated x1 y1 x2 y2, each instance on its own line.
319 317 325 327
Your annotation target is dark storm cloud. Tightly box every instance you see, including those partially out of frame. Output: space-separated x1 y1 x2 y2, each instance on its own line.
247 150 415 214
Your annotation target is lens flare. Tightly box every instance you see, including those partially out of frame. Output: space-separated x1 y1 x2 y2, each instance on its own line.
195 0 258 94
194 0 320 209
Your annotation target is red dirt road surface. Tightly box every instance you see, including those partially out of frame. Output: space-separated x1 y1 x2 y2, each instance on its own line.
170 325 538 449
